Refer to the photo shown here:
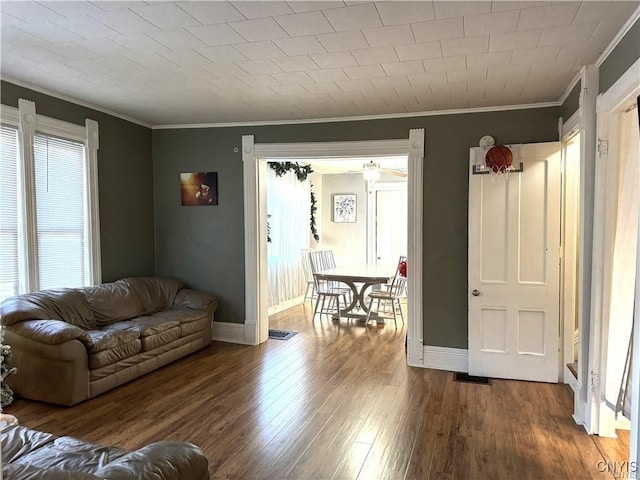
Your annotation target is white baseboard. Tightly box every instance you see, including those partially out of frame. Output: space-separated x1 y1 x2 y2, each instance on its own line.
422 346 468 373
267 295 305 316
212 321 249 344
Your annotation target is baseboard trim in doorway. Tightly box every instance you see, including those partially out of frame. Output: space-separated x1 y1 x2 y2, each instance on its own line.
212 321 248 344
422 346 468 372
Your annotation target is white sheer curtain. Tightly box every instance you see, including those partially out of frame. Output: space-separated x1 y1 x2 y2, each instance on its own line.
267 167 310 310
606 104 639 412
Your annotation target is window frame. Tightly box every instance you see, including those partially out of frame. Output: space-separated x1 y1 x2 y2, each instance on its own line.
0 99 101 294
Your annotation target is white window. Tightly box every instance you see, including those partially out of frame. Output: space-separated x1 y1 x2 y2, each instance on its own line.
0 99 100 302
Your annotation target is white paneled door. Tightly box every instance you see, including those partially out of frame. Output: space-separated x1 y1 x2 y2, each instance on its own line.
468 143 562 382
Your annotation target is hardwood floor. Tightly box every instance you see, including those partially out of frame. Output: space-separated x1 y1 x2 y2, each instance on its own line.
4 303 630 479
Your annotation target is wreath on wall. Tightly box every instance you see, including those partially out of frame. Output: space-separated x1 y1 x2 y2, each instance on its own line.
268 162 319 243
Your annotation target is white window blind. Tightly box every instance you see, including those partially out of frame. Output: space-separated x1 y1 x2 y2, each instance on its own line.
34 134 87 290
0 125 19 300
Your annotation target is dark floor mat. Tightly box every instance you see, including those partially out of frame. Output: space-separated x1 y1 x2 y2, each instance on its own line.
453 372 491 385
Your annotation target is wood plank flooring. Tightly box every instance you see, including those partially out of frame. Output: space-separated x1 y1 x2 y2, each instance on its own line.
4 303 630 479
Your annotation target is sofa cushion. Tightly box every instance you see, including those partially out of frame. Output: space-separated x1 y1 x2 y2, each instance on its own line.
0 289 95 329
122 277 183 315
85 329 139 353
141 326 181 351
101 317 180 338
89 340 142 370
82 280 144 326
151 309 207 324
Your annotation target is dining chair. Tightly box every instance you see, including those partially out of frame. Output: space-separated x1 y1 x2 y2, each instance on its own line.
365 276 407 328
312 273 344 320
301 249 315 302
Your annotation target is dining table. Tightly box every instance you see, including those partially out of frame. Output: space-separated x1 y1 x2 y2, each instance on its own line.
314 263 397 321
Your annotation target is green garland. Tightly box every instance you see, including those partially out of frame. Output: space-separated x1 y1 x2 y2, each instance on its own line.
268 162 319 243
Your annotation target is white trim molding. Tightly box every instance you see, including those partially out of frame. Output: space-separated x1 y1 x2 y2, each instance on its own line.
244 134 425 350
212 321 250 345
423 346 469 373
559 72 582 107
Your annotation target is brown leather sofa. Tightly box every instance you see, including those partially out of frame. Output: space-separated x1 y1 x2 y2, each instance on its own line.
1 421 210 479
0 277 217 406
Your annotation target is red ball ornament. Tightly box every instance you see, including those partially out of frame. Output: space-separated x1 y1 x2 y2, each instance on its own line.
485 145 513 171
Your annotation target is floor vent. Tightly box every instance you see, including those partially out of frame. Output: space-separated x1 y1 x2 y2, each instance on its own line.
268 329 298 341
453 372 491 385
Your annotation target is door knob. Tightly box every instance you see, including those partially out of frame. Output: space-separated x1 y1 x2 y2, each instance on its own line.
471 289 480 296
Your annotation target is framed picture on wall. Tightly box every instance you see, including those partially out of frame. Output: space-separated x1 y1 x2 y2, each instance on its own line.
180 172 218 206
333 193 356 223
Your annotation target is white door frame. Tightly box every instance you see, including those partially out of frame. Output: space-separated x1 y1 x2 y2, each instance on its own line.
242 130 425 366
367 181 408 265
589 58 639 441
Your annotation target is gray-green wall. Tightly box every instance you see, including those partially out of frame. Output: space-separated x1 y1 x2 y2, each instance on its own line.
600 18 640 94
153 107 560 347
560 80 581 120
1 81 155 282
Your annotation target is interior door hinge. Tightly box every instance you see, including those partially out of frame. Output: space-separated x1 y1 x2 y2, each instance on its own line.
597 140 608 158
590 371 600 391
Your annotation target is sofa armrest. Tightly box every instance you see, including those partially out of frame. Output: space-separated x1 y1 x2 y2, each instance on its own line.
94 441 210 480
9 319 93 348
173 289 218 313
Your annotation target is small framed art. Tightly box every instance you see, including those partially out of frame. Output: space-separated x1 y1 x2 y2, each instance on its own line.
333 193 356 223
180 172 218 206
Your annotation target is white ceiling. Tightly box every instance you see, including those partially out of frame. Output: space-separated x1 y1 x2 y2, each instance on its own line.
307 155 407 174
1 1 638 126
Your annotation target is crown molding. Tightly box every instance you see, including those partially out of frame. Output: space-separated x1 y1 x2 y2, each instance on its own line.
558 71 582 106
1 76 152 129
153 102 560 130
596 5 640 67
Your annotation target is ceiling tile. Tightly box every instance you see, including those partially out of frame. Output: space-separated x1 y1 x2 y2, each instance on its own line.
188 24 246 46
510 45 561 65
517 3 581 31
422 55 466 73
342 64 386 79
238 74 282 88
125 51 178 69
382 60 424 76
230 18 289 42
447 67 487 82
371 75 410 89
272 84 309 95
63 58 112 75
466 51 512 69
148 28 207 51
336 78 375 91
352 46 398 65
411 18 464 43
233 41 286 59
53 15 120 38
90 9 159 35
329 90 366 102
200 62 247 77
315 30 368 52
489 30 541 52
42 42 98 61
286 1 346 13
109 33 169 53
94 54 144 71
433 1 491 20
271 71 314 84
10 45 69 64
73 37 131 56
323 4 382 32
197 45 247 63
175 2 245 25
1 25 49 47
463 10 520 36
307 68 349 82
1 13 27 28
41 0 106 17
274 11 334 37
272 55 319 72
573 1 638 25
1 1 63 22
236 58 282 75
14 19 84 43
538 22 599 47
441 35 489 56
132 3 200 30
362 24 414 47
275 36 326 56
303 82 341 93
231 1 293 19
374 1 435 26
490 1 551 13
407 72 448 86
311 51 357 68
395 41 442 61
